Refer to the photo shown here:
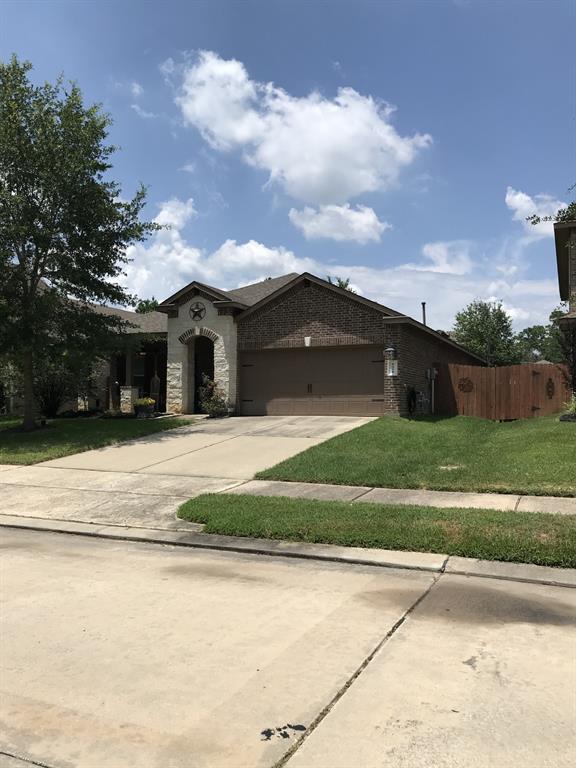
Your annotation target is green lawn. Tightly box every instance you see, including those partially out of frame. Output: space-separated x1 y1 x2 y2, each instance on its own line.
0 415 189 465
178 493 576 567
256 415 576 497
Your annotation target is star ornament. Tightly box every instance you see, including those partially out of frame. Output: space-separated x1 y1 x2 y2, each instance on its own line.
190 301 206 321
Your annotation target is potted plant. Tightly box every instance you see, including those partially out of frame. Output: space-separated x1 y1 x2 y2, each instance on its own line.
134 397 156 418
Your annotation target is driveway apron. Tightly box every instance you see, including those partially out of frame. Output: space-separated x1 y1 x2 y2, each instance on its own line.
0 416 372 529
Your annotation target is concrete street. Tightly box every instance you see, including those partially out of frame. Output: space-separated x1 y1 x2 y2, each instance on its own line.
0 416 371 530
1 528 574 768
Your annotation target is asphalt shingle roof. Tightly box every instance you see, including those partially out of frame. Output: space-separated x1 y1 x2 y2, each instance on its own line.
226 273 299 305
90 304 167 334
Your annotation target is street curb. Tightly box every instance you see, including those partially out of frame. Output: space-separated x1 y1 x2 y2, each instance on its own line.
0 515 444 573
1 515 575 588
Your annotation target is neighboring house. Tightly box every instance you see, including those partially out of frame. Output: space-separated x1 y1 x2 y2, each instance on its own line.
153 272 482 417
554 221 576 328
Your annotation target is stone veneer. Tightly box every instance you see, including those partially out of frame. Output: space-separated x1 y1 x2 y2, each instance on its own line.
120 386 139 414
166 294 237 413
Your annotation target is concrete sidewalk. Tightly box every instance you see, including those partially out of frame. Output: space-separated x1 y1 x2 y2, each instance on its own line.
231 479 576 515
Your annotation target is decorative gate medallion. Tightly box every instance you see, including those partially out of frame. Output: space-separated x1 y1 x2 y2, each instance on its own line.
458 377 474 393
546 378 555 399
189 301 206 321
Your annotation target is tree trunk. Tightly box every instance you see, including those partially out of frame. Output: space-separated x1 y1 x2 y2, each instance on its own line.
22 348 36 431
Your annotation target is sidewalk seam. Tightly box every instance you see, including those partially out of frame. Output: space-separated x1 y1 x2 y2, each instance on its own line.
0 749 58 768
273 574 443 768
131 433 242 472
349 487 374 501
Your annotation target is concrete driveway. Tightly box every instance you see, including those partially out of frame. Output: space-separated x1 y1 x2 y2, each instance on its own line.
0 416 371 530
1 528 574 768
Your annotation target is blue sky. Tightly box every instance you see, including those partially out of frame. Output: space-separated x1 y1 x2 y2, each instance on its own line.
3 0 574 329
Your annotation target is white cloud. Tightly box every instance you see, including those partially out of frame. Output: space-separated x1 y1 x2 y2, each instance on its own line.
202 239 314 283
122 198 312 301
403 240 474 275
170 51 431 205
122 194 562 330
131 82 144 98
154 197 197 228
486 299 531 323
123 198 556 331
131 104 157 120
505 186 565 240
337 265 558 330
288 204 391 243
176 51 265 150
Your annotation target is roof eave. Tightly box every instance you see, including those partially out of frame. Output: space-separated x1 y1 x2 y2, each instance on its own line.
383 316 486 364
158 281 232 308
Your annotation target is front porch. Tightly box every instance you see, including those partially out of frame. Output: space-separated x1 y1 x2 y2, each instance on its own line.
108 339 168 413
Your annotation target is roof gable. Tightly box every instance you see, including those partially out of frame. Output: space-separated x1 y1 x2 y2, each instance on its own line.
157 273 300 311
157 280 235 309
236 272 403 321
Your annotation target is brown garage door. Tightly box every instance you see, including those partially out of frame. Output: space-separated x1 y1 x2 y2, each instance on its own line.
239 346 386 416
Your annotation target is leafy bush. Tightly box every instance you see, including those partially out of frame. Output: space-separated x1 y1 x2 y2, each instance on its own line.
198 375 228 418
134 397 155 407
35 358 95 418
100 409 129 419
564 394 576 416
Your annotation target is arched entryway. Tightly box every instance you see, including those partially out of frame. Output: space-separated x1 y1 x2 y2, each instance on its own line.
193 335 214 413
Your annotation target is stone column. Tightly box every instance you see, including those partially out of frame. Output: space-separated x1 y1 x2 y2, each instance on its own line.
120 386 138 414
213 321 238 411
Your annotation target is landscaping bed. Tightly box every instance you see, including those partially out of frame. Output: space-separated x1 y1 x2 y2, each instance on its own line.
178 493 576 567
0 415 189 464
256 415 576 497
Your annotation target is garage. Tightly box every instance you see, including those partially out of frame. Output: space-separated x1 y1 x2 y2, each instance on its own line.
239 346 387 416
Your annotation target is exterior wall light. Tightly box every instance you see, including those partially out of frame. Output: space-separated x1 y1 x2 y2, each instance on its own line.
384 345 398 377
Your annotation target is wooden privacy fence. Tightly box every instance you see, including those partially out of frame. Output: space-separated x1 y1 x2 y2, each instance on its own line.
436 363 570 420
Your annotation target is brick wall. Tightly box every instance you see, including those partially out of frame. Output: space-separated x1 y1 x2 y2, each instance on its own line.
237 281 480 417
238 281 391 350
393 324 480 416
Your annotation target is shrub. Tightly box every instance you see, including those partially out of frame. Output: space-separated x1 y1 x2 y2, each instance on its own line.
564 394 576 416
198 375 228 418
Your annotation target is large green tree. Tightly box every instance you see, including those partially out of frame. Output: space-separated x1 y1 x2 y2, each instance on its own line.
453 300 519 366
514 305 566 363
0 56 159 429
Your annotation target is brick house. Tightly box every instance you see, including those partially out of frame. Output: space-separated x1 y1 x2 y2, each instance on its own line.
154 272 483 417
554 220 576 393
554 221 576 325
